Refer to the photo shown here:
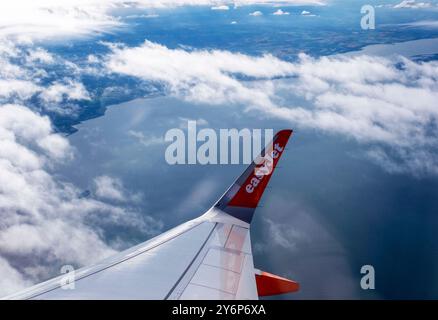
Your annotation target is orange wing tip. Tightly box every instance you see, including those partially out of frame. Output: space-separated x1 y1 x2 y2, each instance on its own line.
255 270 300 296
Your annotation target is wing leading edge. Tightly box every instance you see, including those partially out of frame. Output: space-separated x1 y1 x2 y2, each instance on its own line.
4 129 296 300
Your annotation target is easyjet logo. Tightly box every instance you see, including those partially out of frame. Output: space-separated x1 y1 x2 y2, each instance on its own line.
245 143 284 194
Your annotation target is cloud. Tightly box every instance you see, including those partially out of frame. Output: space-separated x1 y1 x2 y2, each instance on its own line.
0 40 92 116
105 40 438 176
0 1 120 41
175 179 218 216
0 257 31 295
393 0 432 8
255 197 360 299
128 130 164 147
105 40 293 114
87 54 100 64
0 80 41 101
26 48 55 64
126 13 160 19
366 146 438 176
93 175 144 203
264 218 303 250
211 5 229 10
301 10 310 14
94 176 127 202
259 200 334 255
0 52 42 102
0 1 325 40
38 80 90 103
0 104 163 297
234 0 323 5
249 10 263 16
301 10 316 16
273 9 290 15
401 20 438 28
178 117 209 127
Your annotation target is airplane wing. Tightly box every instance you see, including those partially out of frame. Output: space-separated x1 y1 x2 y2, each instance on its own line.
4 129 298 300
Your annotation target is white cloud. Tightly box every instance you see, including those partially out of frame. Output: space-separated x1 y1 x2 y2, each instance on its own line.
0 40 93 116
249 10 263 16
94 176 125 201
301 10 315 16
0 80 41 101
94 175 144 203
0 104 162 296
0 1 120 41
105 41 296 125
0 1 325 40
301 10 316 16
273 9 290 15
94 176 124 201
0 257 31 295
128 130 164 147
234 0 323 5
211 5 229 10
0 0 336 296
0 105 72 161
126 13 160 19
105 41 293 110
105 40 438 176
264 218 304 250
393 0 432 8
38 80 90 103
402 20 438 28
178 117 209 127
106 40 293 83
366 147 438 176
87 54 100 64
26 48 55 64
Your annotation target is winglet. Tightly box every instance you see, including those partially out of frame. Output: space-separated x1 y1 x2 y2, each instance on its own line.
213 129 293 223
255 269 299 296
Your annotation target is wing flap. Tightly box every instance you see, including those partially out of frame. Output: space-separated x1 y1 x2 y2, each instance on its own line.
174 223 256 300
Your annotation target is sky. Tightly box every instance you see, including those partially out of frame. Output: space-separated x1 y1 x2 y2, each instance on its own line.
1 0 438 299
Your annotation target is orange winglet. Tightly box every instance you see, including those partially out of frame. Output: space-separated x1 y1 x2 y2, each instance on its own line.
255 270 300 296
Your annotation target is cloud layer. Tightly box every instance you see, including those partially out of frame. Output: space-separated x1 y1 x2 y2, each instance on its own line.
0 0 436 297
0 40 93 117
105 41 438 175
0 104 163 296
393 0 434 9
0 1 325 40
